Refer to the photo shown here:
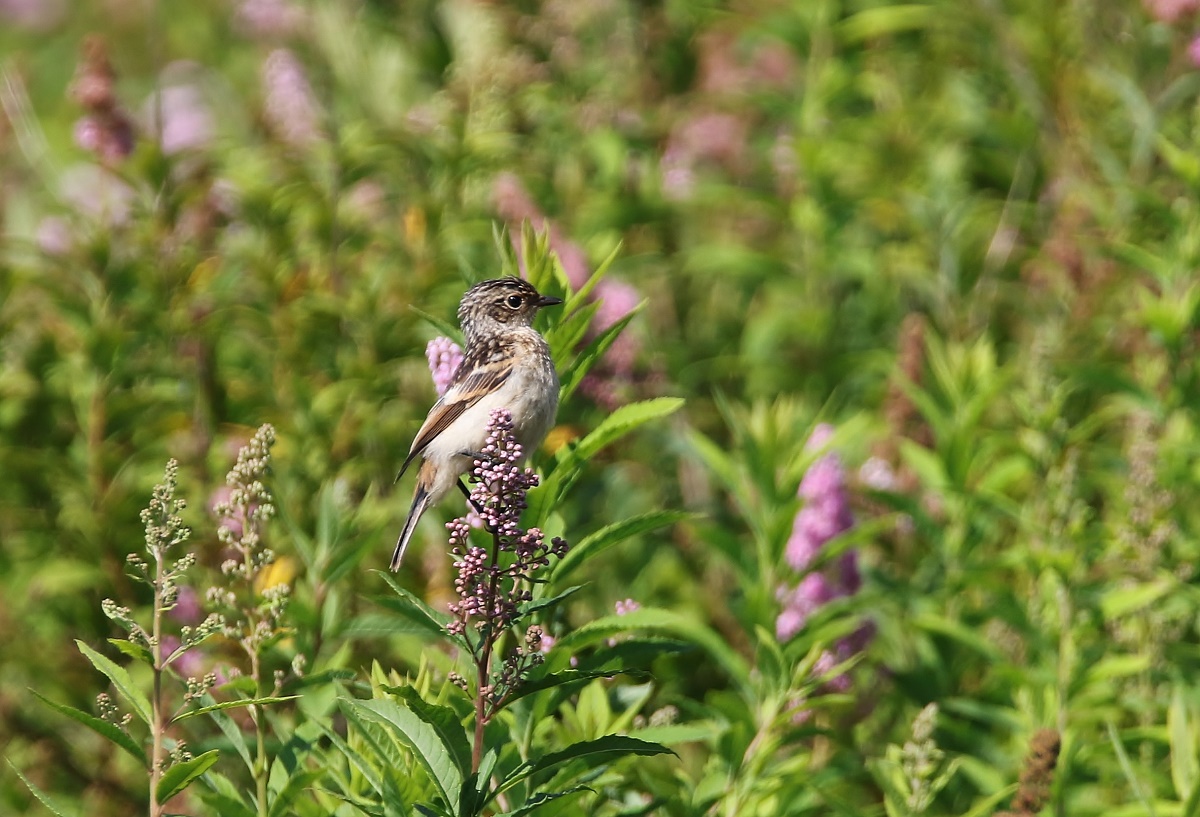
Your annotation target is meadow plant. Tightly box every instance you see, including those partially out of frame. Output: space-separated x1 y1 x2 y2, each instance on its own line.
867 703 961 817
205 424 303 817
320 235 682 815
776 424 871 695
444 408 569 770
22 460 231 814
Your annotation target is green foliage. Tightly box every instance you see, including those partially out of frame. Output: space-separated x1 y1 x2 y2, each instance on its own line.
3 0 1200 814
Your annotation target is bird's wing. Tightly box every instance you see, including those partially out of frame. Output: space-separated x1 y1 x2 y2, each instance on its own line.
395 345 513 481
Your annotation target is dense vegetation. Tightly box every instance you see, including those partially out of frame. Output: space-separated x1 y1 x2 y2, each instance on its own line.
2 1 1199 814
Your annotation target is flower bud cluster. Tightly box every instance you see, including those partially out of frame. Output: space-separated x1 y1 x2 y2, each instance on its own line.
444 409 570 713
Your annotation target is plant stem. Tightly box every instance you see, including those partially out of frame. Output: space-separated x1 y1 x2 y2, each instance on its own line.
472 527 504 773
242 502 270 817
252 650 268 817
149 548 165 817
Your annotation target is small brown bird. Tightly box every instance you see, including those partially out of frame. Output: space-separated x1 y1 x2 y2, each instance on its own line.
391 278 562 570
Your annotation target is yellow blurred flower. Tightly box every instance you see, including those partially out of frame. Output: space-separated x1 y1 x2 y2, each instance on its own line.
255 555 297 594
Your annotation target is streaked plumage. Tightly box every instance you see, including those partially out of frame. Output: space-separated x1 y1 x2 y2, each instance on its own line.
392 278 561 570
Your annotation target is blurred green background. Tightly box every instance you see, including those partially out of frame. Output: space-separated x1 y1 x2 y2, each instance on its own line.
2 0 1200 813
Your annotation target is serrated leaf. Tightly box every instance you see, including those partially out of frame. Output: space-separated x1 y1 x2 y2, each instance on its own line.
156 749 219 804
554 608 749 691
33 690 148 766
345 697 463 812
375 571 453 627
8 761 73 817
520 584 583 616
386 686 472 780
557 309 641 404
503 735 672 789
76 639 151 725
575 397 685 462
498 785 592 816
553 511 692 583
501 669 639 706
530 397 684 525
171 695 298 724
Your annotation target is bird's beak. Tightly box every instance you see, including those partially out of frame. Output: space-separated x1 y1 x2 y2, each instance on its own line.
537 295 564 307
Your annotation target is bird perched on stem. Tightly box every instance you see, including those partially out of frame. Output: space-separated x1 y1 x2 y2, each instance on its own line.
392 278 562 570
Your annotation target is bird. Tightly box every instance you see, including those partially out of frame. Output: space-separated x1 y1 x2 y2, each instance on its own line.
391 277 562 570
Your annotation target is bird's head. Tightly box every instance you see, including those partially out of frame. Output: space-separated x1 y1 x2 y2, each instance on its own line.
457 277 562 342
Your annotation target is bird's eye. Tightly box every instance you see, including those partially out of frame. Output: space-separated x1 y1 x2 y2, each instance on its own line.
505 295 523 308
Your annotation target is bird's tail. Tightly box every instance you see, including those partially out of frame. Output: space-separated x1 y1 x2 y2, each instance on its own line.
391 484 430 571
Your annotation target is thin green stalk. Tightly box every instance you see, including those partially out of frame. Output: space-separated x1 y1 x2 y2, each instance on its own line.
473 528 504 774
244 513 270 817
150 547 166 817
252 652 268 817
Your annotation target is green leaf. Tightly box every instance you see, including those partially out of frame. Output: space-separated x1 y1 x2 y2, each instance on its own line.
1082 655 1153 687
107 637 154 666
1100 577 1174 620
313 720 387 798
504 735 672 789
498 786 592 816
557 308 641 404
268 769 323 817
375 571 453 628
957 785 1019 817
75 639 152 725
913 613 1004 661
194 770 257 817
8 760 73 817
626 722 719 745
156 749 219 804
386 686 472 781
554 608 749 692
344 697 463 812
1170 687 1198 801
342 611 446 640
545 300 602 363
409 305 463 346
552 511 693 583
501 669 641 706
530 397 685 525
32 690 148 766
207 705 254 773
899 440 948 491
520 584 583 616
837 5 938 43
574 398 684 462
171 695 298 724
1186 773 1200 817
